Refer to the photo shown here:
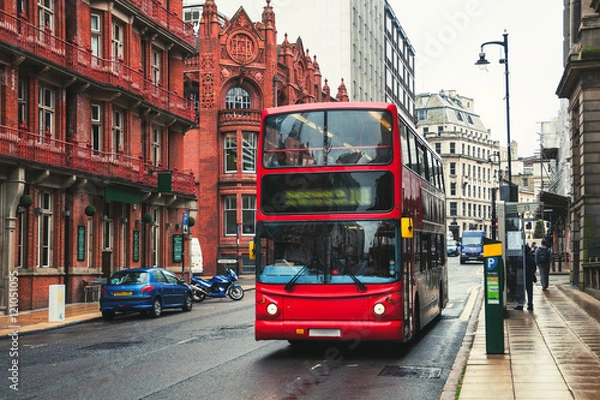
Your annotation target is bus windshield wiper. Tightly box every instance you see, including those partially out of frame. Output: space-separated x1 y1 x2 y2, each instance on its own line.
331 256 366 292
284 264 309 292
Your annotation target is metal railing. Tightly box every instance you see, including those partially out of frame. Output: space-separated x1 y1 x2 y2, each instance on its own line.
0 125 195 195
0 10 195 122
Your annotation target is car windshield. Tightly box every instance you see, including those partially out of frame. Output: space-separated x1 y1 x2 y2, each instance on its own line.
462 237 483 246
447 240 457 247
109 271 149 285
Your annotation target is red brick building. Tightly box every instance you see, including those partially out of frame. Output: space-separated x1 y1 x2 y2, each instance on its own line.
0 0 197 311
183 0 347 276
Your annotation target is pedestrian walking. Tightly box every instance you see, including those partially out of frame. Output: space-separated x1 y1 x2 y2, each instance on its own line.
535 239 551 290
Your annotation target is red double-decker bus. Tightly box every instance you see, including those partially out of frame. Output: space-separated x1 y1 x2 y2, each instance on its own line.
253 102 448 343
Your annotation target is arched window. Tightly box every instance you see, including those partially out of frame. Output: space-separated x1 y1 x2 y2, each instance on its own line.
226 87 251 109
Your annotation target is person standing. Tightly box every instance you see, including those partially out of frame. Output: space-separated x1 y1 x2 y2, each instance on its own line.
525 245 537 310
535 239 551 290
515 245 538 311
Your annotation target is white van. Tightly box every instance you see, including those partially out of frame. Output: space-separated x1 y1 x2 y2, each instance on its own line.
190 238 203 275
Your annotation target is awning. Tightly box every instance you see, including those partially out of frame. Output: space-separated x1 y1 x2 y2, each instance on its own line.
538 191 569 220
105 186 141 205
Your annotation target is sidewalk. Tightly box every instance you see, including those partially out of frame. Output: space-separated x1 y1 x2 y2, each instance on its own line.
443 274 600 400
0 275 256 337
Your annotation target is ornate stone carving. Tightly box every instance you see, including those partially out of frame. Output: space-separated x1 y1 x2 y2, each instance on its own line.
201 54 214 69
227 32 257 64
201 72 215 108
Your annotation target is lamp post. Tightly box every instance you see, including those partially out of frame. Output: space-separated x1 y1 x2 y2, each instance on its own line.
476 31 515 200
488 151 501 240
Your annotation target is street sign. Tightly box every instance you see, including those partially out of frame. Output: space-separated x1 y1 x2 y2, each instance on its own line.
217 259 237 264
182 211 188 234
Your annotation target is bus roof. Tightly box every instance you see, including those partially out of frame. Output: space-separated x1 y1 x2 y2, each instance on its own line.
262 101 395 116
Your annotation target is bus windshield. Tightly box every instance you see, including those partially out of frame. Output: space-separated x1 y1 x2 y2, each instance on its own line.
263 110 393 167
257 220 398 285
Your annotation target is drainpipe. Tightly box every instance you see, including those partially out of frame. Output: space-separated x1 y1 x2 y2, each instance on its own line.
273 75 279 107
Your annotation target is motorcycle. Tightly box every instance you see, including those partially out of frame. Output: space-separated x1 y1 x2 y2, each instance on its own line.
190 268 244 302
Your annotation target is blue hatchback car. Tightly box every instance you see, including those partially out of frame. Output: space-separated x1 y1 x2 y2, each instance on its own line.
100 267 193 320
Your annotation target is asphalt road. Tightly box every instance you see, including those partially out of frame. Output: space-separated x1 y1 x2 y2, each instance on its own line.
1 256 481 399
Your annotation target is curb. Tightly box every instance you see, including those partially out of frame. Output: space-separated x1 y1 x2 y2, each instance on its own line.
439 286 483 400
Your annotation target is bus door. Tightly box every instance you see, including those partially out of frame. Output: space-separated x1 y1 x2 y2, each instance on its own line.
402 236 414 338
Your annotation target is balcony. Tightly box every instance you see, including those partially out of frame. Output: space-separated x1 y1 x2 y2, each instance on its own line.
0 125 195 196
0 10 195 124
127 0 195 48
218 109 262 127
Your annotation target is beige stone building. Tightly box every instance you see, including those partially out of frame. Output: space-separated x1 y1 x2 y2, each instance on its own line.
416 90 502 240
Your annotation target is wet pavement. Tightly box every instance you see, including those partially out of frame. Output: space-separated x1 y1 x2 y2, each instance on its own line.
442 274 600 400
2 274 600 399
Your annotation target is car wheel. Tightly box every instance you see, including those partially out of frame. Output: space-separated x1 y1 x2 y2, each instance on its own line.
102 311 115 321
182 294 193 312
149 298 162 318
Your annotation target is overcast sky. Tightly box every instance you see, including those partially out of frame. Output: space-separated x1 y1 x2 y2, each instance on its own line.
213 0 565 157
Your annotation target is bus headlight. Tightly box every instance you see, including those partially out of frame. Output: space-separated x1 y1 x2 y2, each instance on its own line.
266 303 279 316
373 303 386 316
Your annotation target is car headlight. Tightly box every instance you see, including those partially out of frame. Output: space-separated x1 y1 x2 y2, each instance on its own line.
373 303 386 316
266 303 278 316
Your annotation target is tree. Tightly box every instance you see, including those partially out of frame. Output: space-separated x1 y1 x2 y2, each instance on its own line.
533 220 546 239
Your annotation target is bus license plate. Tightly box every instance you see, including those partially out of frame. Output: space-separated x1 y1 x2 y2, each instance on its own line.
309 329 341 337
113 291 132 296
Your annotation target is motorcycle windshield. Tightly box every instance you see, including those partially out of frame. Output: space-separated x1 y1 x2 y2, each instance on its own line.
256 220 399 285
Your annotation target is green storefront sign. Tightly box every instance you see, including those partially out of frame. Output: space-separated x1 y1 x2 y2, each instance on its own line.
133 230 139 262
173 234 183 263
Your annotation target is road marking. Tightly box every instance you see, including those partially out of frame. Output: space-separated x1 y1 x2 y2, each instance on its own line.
460 286 480 321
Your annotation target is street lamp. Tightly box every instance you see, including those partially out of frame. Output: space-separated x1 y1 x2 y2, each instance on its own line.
476 31 516 201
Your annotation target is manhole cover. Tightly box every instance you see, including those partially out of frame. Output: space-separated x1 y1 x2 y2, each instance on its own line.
378 365 442 379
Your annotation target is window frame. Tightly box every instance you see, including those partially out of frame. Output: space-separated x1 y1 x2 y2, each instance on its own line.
224 133 237 173
223 195 237 236
38 85 55 141
242 194 256 235
37 191 53 268
225 87 251 109
92 103 102 152
242 131 257 173
91 12 102 64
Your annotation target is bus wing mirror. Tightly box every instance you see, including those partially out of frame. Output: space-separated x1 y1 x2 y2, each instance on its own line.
249 240 256 260
401 217 413 239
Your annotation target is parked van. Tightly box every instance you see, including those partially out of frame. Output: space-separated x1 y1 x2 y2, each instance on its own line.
460 231 486 264
190 238 203 275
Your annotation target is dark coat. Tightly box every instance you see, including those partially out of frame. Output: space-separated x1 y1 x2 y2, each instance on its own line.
526 252 537 283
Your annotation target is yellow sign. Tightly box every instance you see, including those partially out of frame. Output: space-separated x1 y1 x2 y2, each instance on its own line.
483 243 503 257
